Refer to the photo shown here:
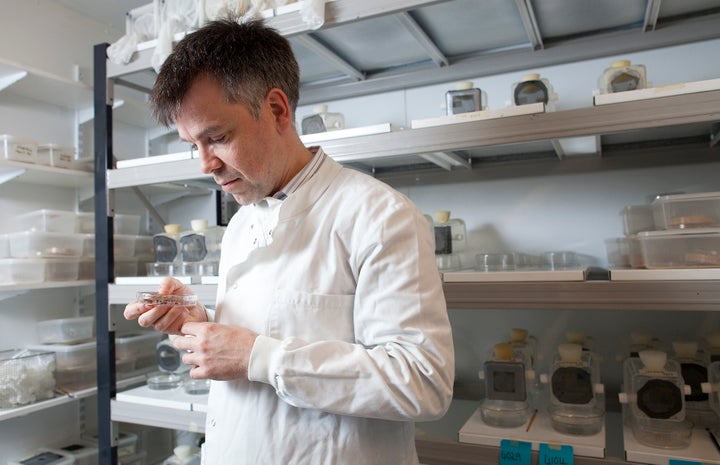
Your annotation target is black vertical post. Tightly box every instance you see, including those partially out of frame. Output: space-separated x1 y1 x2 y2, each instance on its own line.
93 42 117 465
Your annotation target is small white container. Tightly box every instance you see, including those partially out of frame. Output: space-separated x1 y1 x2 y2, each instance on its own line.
638 228 720 268
7 209 78 233
0 257 80 284
652 191 720 230
36 144 76 169
1 134 38 163
8 231 85 258
8 450 74 465
36 316 94 344
445 81 486 115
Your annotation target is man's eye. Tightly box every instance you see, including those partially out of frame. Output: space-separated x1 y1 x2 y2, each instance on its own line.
210 136 226 144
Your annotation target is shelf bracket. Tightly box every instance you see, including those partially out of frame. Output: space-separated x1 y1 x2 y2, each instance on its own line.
643 0 662 32
420 151 471 171
395 12 448 67
710 123 720 148
0 166 26 184
551 136 601 160
293 34 365 82
0 70 27 92
514 0 544 50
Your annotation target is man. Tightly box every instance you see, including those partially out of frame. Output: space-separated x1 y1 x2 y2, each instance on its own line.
124 18 454 464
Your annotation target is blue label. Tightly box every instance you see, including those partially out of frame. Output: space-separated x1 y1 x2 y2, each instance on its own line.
499 439 531 465
539 443 573 465
669 461 701 465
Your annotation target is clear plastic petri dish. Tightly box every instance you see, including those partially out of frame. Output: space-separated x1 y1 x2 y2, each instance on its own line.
136 292 197 306
145 371 183 390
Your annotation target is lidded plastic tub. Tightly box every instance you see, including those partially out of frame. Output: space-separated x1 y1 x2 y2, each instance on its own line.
7 209 78 233
638 228 720 268
0 349 56 408
7 231 85 258
0 257 80 284
652 191 720 230
621 204 655 235
36 316 94 344
1 134 38 163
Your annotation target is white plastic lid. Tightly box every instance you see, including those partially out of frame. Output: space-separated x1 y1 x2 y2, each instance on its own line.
492 342 513 361
566 331 585 344
611 60 631 68
510 328 528 343
174 444 193 459
672 341 698 357
558 343 583 363
454 81 474 90
313 104 328 114
191 219 208 231
521 73 540 82
434 210 451 224
639 349 667 371
164 224 181 233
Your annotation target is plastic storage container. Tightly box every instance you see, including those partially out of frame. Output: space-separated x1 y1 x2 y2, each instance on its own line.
36 316 94 344
445 81 485 115
7 231 85 258
18 342 91 393
511 73 556 110
179 219 224 263
622 204 655 235
479 342 532 428
652 191 720 230
35 144 76 169
0 349 56 408
598 60 647 94
153 224 182 264
301 104 345 134
1 134 38 163
544 343 604 435
619 350 692 449
638 228 720 268
0 258 80 284
7 209 78 234
115 332 164 370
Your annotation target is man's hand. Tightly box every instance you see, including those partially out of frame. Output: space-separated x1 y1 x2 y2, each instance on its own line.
123 277 207 334
175 321 259 380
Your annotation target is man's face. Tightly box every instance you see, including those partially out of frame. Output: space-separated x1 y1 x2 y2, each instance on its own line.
174 75 287 205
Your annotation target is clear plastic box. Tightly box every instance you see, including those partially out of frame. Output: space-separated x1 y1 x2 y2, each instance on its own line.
1 134 38 163
621 204 654 235
652 191 720 230
36 316 94 344
0 258 80 284
7 209 78 234
27 340 96 370
75 213 141 235
54 363 97 391
638 228 720 268
8 231 85 258
116 332 164 370
36 144 76 169
0 349 56 408
114 235 154 259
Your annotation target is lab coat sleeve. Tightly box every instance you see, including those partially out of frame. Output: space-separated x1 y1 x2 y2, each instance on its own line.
247 199 455 422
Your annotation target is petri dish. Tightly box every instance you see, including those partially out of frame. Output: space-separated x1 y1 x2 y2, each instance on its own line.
146 371 183 390
136 292 197 306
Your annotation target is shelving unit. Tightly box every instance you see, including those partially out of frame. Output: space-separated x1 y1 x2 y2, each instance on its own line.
93 1 720 464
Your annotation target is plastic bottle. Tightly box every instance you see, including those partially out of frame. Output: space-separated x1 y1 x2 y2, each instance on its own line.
599 60 647 94
479 342 532 428
511 73 557 110
301 104 345 135
153 224 182 264
445 81 485 115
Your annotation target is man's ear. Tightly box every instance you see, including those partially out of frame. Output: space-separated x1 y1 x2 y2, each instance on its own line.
266 88 293 132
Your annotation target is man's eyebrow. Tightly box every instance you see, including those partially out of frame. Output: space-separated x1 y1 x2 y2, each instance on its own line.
182 125 225 143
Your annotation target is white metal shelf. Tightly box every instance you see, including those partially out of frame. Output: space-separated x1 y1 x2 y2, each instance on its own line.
0 160 92 188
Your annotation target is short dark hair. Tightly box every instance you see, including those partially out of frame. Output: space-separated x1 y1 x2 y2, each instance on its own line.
150 18 300 126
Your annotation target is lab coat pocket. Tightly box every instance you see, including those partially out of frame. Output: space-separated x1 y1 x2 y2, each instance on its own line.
269 289 355 342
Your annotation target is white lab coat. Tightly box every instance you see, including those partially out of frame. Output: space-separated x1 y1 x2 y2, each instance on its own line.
203 153 454 464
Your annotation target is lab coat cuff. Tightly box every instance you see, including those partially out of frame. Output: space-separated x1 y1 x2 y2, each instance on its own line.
247 334 282 386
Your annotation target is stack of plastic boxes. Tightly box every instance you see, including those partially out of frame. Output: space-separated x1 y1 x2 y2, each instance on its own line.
611 192 720 268
0 209 88 285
